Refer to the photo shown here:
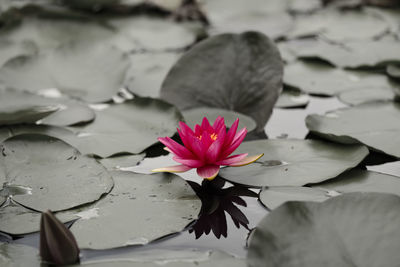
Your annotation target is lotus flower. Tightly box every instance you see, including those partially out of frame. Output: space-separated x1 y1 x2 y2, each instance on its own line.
153 116 263 180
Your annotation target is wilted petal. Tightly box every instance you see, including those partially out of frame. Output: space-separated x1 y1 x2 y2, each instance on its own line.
152 164 192 173
227 153 264 167
40 210 80 265
158 137 194 158
173 156 204 168
215 153 248 166
197 165 220 180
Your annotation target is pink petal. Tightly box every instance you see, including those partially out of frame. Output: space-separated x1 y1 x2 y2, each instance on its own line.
177 129 192 152
201 117 212 132
215 153 248 165
185 133 207 160
179 121 194 136
227 154 264 167
197 165 220 180
224 118 239 148
212 116 225 132
221 128 247 158
206 125 226 163
194 124 202 136
173 156 204 168
158 137 194 158
152 164 192 173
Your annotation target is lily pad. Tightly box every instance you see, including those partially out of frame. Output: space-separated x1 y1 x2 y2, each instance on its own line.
219 139 369 187
125 52 181 98
387 64 400 80
288 8 388 42
0 201 78 236
69 98 182 158
0 134 113 211
284 61 395 96
0 40 36 67
306 102 400 158
338 86 395 105
182 107 257 132
70 171 201 249
0 243 40 267
287 0 321 13
295 39 400 68
0 42 130 103
0 88 59 126
275 88 310 108
247 192 400 267
0 87 95 126
161 32 283 133
99 154 145 171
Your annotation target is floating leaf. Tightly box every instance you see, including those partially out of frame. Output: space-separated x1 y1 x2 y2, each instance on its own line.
99 154 145 171
0 134 113 211
182 107 257 132
69 98 182 157
387 64 400 80
275 88 310 108
247 192 400 267
124 52 181 98
287 0 322 13
306 102 400 158
288 8 388 42
338 86 395 105
0 243 40 267
284 61 395 96
161 32 283 133
70 171 201 249
0 40 36 67
0 42 130 103
219 139 368 187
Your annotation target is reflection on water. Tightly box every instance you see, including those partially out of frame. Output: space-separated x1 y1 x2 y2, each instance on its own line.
187 177 257 239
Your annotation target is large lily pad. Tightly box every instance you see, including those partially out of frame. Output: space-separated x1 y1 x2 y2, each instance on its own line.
288 8 388 42
69 98 182 158
124 52 181 98
70 171 201 249
275 88 310 108
247 192 400 267
284 61 395 96
99 154 145 171
182 107 257 132
0 87 95 126
338 86 395 106
306 102 400 158
0 134 113 211
0 243 40 267
295 39 400 68
161 32 283 132
219 139 369 187
0 42 130 103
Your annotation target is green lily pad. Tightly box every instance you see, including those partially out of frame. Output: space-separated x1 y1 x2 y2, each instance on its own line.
99 154 145 171
0 42 130 103
125 52 181 98
78 249 246 267
338 86 395 105
306 102 400 158
69 98 182 158
161 32 283 133
70 171 201 249
182 107 257 132
0 88 59 126
0 134 113 211
0 40 36 67
275 88 310 108
219 139 369 187
288 8 388 42
0 243 40 267
0 87 95 126
0 201 78 236
284 61 395 96
295 39 400 68
247 192 400 267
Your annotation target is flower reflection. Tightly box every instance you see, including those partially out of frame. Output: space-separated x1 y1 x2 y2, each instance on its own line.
187 177 257 239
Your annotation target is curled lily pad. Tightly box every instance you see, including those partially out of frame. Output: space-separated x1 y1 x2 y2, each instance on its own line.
0 243 40 267
124 52 181 98
70 171 201 249
275 88 310 108
182 107 257 132
338 86 395 105
0 134 113 211
0 201 78 236
0 42 130 103
161 32 283 133
219 139 369 187
284 61 394 96
69 98 182 158
306 102 400 158
247 192 400 267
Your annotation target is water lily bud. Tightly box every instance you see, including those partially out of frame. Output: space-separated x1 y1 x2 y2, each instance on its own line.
40 210 80 265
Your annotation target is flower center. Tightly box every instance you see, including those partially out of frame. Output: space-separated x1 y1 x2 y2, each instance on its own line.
210 133 218 141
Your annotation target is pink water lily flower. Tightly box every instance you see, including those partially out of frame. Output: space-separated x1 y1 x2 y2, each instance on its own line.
152 116 263 180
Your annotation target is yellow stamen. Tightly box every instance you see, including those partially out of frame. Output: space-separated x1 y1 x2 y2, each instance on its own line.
210 133 218 141
197 135 202 140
